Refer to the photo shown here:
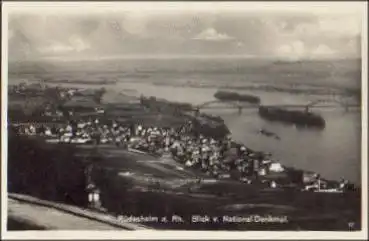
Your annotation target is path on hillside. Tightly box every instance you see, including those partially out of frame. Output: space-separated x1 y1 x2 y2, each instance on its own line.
8 199 120 230
7 194 149 230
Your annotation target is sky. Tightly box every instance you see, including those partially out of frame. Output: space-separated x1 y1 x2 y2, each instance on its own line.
6 2 365 62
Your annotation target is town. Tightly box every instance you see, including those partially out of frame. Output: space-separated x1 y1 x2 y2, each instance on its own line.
7 81 361 230
9 81 356 192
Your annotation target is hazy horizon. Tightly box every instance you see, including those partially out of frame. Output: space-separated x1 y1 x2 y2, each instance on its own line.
8 54 363 64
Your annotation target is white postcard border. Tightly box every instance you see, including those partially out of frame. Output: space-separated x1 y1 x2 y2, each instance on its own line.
1 1 368 240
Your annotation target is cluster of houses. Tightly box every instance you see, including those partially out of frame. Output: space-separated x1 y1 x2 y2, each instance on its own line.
9 82 353 192
12 117 352 192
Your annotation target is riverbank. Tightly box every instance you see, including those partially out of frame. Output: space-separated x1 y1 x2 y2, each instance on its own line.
8 82 360 188
7 82 361 230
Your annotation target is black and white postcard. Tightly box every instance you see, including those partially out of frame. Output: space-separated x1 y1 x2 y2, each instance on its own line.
2 1 367 240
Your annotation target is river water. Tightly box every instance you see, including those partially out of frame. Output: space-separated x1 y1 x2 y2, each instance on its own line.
8 58 362 184
114 82 361 184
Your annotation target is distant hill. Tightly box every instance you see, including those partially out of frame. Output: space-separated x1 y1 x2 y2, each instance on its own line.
8 57 361 91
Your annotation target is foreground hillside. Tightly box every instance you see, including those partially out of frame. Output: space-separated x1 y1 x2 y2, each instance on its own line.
8 132 361 231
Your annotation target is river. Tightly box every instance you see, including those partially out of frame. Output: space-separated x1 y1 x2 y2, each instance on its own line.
8 58 362 184
114 82 361 184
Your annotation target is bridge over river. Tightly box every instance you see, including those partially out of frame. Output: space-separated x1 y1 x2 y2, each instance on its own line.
192 99 360 115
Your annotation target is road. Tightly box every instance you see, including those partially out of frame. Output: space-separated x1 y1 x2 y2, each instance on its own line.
8 198 121 230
